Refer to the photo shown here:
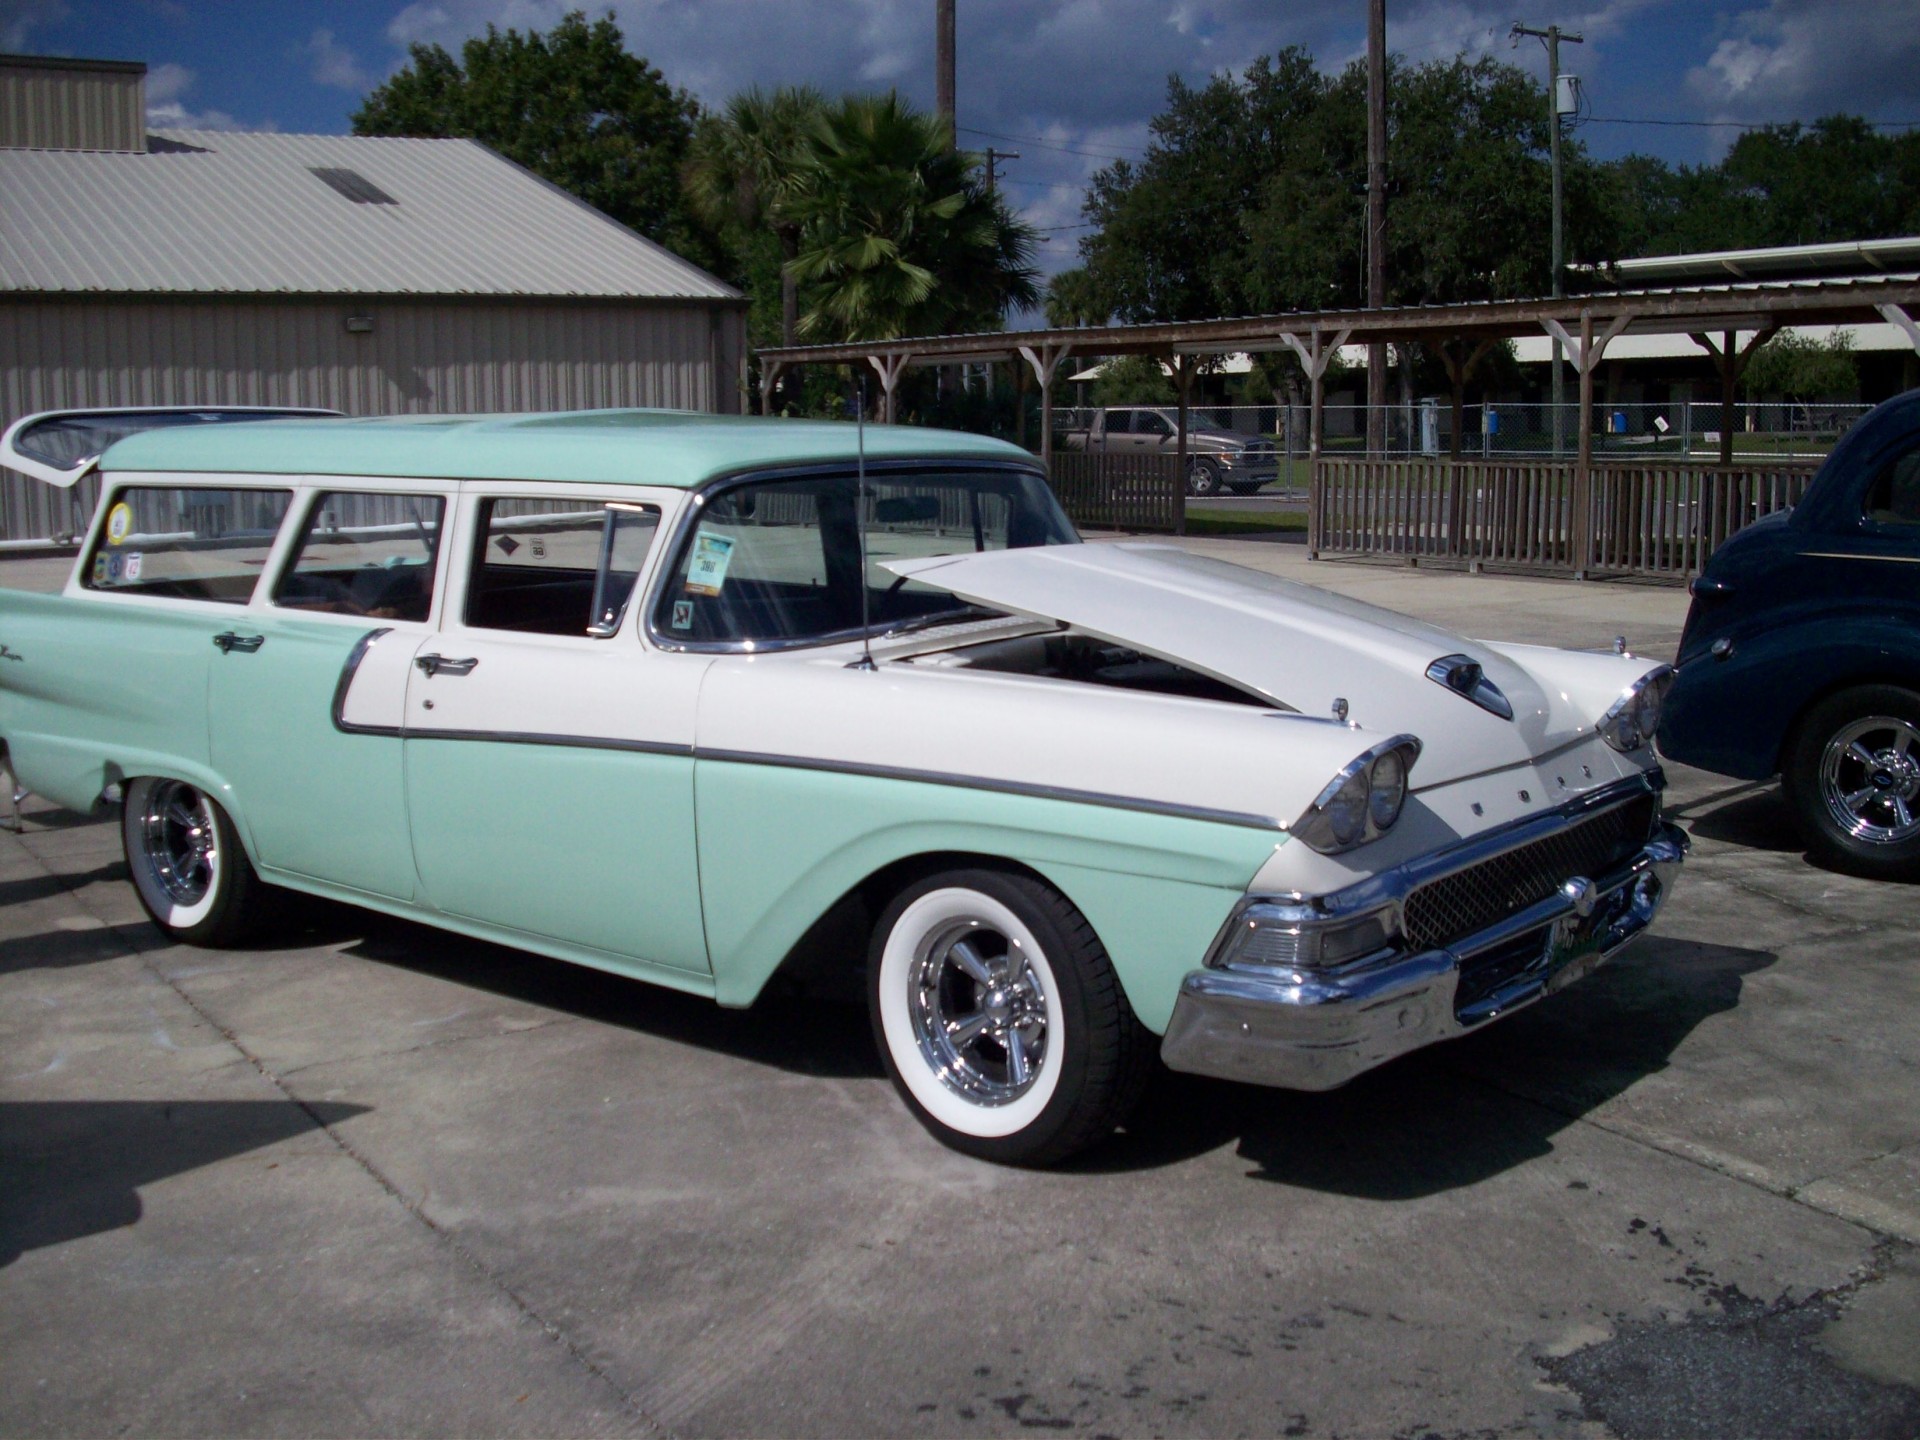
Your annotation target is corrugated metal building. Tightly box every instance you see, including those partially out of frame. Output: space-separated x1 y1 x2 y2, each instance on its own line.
0 54 748 542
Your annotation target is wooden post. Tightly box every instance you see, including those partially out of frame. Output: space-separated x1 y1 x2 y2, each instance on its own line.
1018 342 1074 477
1576 310 1595 576
1277 327 1349 558
760 359 785 416
1174 353 1191 532
867 352 912 425
1689 325 1779 466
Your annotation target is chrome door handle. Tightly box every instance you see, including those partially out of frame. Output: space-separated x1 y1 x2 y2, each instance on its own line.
415 654 479 677
212 632 264 654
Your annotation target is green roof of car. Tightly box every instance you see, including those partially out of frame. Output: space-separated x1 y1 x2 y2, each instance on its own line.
100 409 1035 487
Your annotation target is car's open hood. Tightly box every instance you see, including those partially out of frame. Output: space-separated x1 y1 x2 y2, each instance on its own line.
886 543 1650 787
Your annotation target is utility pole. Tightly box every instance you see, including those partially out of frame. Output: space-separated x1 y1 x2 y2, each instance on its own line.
984 146 1018 194
1512 21 1582 455
936 0 956 148
1365 0 1387 456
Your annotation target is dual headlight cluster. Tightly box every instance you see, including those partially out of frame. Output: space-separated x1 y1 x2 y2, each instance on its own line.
1599 666 1675 753
1291 735 1423 855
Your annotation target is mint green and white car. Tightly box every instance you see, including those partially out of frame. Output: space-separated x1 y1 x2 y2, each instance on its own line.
0 408 1686 1164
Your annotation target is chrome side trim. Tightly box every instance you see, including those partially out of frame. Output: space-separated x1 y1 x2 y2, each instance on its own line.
694 746 1284 831
331 626 396 736
406 728 692 758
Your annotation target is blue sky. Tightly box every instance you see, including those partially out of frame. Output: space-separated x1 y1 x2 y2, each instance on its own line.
6 0 1916 277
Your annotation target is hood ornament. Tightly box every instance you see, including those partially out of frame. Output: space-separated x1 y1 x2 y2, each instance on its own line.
1426 654 1515 721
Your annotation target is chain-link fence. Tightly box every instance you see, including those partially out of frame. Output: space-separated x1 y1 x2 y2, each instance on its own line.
1052 400 1872 465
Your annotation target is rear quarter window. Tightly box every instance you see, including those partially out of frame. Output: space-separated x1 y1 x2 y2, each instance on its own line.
83 485 292 604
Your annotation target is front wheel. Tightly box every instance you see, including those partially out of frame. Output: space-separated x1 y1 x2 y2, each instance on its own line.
122 777 271 945
1185 458 1222 497
868 869 1153 1165
1781 685 1920 881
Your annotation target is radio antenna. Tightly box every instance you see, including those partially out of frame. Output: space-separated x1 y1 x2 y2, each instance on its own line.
853 376 875 670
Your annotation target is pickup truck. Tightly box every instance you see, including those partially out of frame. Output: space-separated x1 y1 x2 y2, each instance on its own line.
1059 407 1281 497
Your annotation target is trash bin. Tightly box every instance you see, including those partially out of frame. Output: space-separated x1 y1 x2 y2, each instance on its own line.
1611 410 1628 434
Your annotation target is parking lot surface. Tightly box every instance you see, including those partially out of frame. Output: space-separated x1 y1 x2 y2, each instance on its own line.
4 543 1918 1438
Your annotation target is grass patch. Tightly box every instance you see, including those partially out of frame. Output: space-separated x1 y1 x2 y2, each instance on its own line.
1184 508 1309 536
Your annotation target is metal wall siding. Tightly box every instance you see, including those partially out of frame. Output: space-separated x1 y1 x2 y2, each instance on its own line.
0 66 145 153
0 297 747 540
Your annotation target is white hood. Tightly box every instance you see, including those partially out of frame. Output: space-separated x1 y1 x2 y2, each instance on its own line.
886 543 1659 788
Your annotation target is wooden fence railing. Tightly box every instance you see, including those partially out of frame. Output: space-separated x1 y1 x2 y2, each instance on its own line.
1047 451 1185 534
1313 457 1820 580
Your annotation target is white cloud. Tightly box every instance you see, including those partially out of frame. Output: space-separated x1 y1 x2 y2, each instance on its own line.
301 28 372 91
142 61 273 132
1687 0 1920 123
0 0 69 51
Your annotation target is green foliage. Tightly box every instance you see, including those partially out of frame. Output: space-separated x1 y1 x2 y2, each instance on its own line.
352 10 714 267
783 92 1041 343
684 86 826 347
1044 267 1110 327
1078 50 1620 323
1743 330 1859 400
1090 354 1175 406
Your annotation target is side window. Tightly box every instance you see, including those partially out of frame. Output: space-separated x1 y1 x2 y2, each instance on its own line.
84 486 292 603
273 491 447 622
465 497 660 636
1865 448 1920 528
1107 411 1133 435
1137 411 1172 437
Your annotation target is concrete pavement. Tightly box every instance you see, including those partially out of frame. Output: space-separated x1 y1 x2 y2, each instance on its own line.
3 545 1917 1438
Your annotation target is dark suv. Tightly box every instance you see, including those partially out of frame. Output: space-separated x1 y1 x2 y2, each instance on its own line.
1660 388 1920 879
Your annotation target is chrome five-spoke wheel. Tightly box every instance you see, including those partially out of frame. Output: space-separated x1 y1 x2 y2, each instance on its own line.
1819 715 1920 844
1784 685 1920 881
908 915 1052 1107
137 779 220 908
869 868 1154 1165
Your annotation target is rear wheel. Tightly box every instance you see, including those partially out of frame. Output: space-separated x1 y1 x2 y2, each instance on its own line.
1781 685 1920 881
122 777 271 945
868 868 1153 1166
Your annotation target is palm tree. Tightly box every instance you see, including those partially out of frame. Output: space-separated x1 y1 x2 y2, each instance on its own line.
785 92 1040 344
683 86 825 347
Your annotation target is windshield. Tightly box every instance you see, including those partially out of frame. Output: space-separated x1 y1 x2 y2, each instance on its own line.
654 464 1077 648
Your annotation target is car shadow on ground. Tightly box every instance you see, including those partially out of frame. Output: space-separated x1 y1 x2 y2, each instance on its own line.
0 1099 369 1267
315 899 1768 1194
328 906 886 1081
1086 935 1773 1191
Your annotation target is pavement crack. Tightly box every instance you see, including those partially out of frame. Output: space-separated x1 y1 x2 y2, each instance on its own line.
273 1013 585 1081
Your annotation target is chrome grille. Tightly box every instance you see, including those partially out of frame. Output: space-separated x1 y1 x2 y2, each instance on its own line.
1402 796 1656 953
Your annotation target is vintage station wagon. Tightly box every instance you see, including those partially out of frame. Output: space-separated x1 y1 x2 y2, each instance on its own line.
0 408 1686 1164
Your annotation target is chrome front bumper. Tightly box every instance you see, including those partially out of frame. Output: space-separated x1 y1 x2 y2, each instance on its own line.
1159 820 1689 1091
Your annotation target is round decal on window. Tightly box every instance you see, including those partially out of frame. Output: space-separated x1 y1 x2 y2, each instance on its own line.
105 502 133 546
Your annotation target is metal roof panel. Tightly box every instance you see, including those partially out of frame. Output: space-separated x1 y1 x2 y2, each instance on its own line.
0 129 740 300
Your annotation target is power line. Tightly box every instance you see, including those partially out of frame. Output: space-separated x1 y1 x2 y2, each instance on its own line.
1585 115 1920 130
957 124 1144 161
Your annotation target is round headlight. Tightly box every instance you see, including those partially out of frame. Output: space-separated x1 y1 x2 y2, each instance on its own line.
1632 682 1663 739
1368 748 1407 831
1324 767 1371 847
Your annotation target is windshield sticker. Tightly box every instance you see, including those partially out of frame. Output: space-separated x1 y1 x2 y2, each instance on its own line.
105 502 133 546
671 599 694 630
122 552 143 582
91 554 109 586
684 531 736 596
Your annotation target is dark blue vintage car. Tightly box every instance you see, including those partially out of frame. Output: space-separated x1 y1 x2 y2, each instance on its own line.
1661 387 1920 880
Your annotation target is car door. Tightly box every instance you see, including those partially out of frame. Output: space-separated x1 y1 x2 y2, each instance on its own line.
207 483 450 900
401 489 710 977
1135 409 1175 453
14 479 296 811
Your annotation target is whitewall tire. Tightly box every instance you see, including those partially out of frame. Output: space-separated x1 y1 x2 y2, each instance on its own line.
868 868 1153 1165
122 777 270 946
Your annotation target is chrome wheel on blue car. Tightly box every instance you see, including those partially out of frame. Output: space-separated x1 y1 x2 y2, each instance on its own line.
1783 686 1920 881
